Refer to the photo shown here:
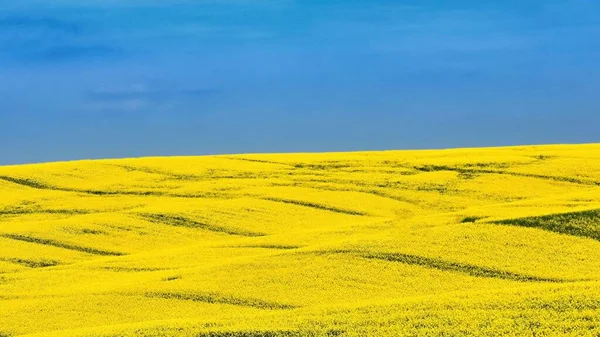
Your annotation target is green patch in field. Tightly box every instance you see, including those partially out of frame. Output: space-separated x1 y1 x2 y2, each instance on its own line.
162 275 182 281
461 216 484 223
493 209 600 241
414 165 455 173
532 155 556 161
463 162 511 169
416 184 450 193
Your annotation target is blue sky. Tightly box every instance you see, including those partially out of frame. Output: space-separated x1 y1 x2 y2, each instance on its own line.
1 0 599 164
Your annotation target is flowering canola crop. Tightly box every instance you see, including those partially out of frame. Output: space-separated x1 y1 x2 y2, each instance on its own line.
1 144 600 336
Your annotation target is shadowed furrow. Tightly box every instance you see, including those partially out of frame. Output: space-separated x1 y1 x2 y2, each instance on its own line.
111 164 200 181
329 251 567 283
0 175 223 198
461 216 485 223
0 233 125 256
139 213 266 237
0 175 51 189
146 291 298 310
224 156 292 166
0 175 164 196
0 174 233 199
262 197 367 216
227 245 301 250
0 208 90 216
493 209 600 241
99 266 169 272
0 257 60 268
194 330 306 337
280 180 419 205
0 174 232 199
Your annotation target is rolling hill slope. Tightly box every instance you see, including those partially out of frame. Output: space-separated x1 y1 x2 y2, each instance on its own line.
1 144 600 336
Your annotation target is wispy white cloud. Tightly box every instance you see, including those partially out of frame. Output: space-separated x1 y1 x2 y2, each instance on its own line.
83 82 218 112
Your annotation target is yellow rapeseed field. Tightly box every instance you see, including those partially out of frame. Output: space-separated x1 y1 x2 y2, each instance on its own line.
1 143 600 336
